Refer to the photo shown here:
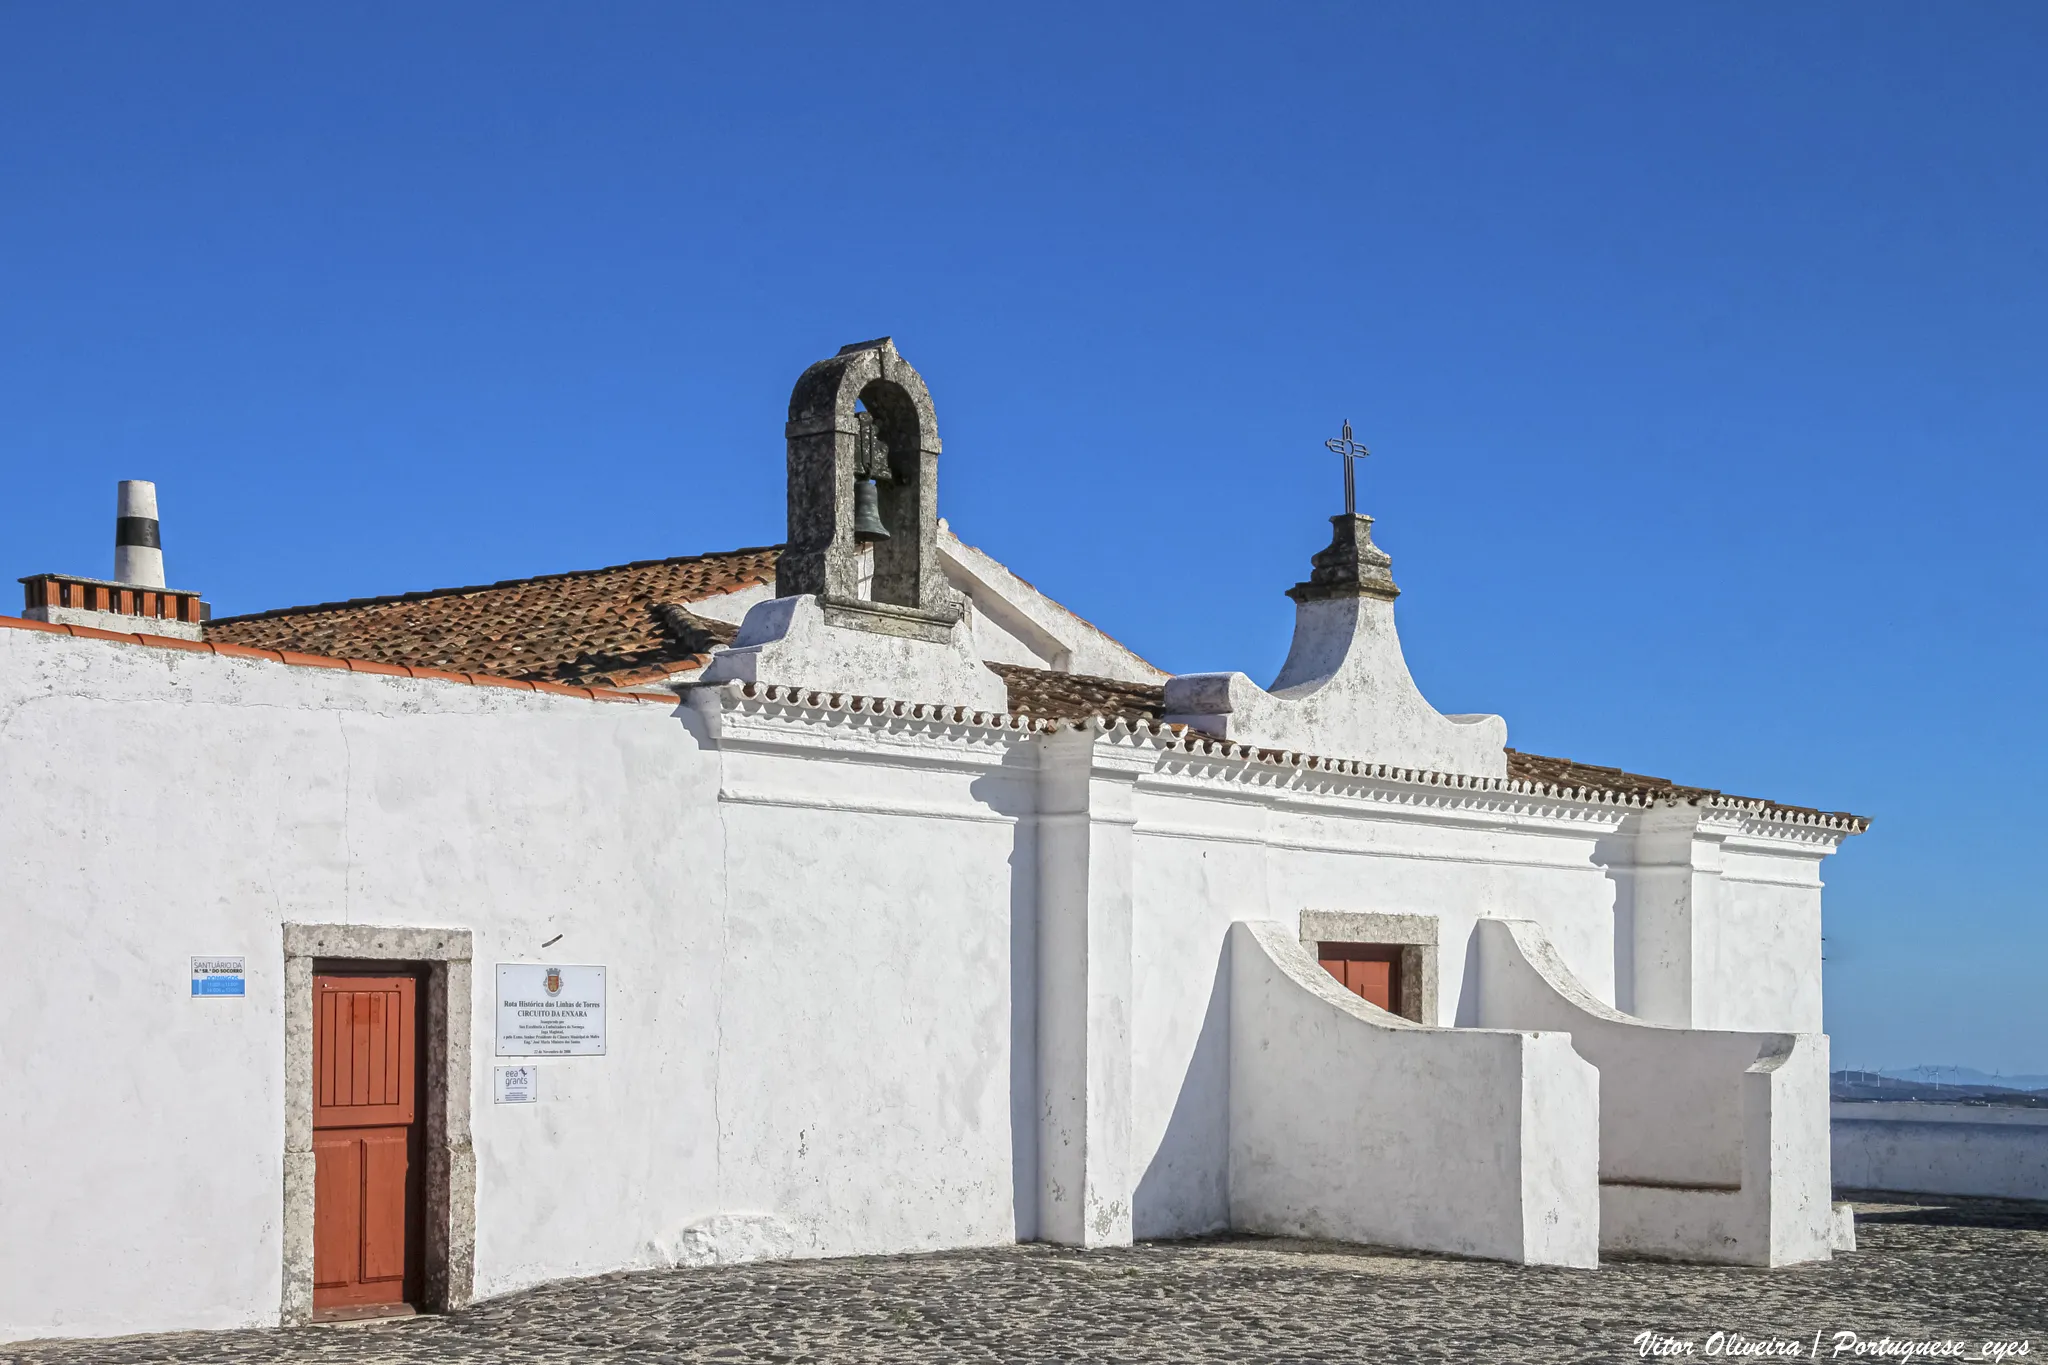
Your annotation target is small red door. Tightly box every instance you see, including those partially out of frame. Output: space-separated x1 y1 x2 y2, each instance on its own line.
312 975 420 1316
1318 943 1403 1016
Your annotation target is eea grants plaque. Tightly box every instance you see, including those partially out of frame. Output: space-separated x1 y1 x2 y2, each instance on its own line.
495 964 606 1057
494 1066 538 1104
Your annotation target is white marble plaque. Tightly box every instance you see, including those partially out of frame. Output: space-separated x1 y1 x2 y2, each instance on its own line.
495 964 606 1056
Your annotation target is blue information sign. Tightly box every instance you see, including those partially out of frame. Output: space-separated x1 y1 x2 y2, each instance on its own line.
191 956 246 997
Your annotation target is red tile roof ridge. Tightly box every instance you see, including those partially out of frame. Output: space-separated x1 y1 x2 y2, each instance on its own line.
0 614 679 705
206 543 784 626
602 659 716 687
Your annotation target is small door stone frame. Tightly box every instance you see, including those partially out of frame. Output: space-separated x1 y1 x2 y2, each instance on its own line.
282 924 475 1325
1299 910 1439 1024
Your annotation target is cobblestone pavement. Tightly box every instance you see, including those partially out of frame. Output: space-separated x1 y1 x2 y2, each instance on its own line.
11 1196 2043 1365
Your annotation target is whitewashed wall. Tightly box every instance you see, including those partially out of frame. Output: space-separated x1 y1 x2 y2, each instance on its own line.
1613 812 1831 1033
1127 761 1631 1239
1700 839 1827 1033
1122 753 1850 1243
0 630 1039 1343
0 623 1852 1343
0 630 703 1337
696 689 1040 1255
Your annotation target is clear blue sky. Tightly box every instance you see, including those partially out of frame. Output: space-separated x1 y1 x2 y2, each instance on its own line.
3 5 2042 1074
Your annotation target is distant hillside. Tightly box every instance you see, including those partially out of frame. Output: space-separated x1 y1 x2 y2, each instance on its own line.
1832 1068 2048 1106
1875 1065 2048 1091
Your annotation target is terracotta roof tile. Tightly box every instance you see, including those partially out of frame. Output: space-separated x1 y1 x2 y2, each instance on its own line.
0 615 676 705
1497 750 1865 827
988 662 1171 725
206 546 776 688
1500 751 1709 802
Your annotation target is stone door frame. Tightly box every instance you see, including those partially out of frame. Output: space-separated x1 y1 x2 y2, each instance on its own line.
1299 910 1440 1025
282 924 475 1325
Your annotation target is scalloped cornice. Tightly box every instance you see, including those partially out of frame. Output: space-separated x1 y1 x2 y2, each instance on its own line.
693 680 1867 846
696 678 1052 738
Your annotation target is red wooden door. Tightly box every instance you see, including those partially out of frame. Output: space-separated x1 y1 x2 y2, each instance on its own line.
312 975 420 1315
1318 943 1403 1016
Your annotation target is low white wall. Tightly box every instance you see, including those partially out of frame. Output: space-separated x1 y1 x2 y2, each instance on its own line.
1833 1102 2048 1201
1601 1035 1833 1267
1227 921 1599 1266
1476 918 1833 1265
1127 769 1632 1240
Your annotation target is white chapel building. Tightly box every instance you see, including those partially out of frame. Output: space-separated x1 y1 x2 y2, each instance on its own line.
0 339 1868 1343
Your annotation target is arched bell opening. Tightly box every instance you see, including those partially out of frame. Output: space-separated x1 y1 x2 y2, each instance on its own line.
854 379 925 610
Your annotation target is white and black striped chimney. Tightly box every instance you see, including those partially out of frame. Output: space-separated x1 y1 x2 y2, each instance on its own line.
18 479 207 640
114 479 165 588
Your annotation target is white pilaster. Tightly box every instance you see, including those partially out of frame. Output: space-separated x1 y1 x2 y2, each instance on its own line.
1626 805 1729 1027
1034 723 1142 1247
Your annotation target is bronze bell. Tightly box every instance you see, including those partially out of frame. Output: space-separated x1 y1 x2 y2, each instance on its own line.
852 477 890 542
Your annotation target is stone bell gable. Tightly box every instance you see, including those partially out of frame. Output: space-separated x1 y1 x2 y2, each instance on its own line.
702 338 1009 711
778 336 960 636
